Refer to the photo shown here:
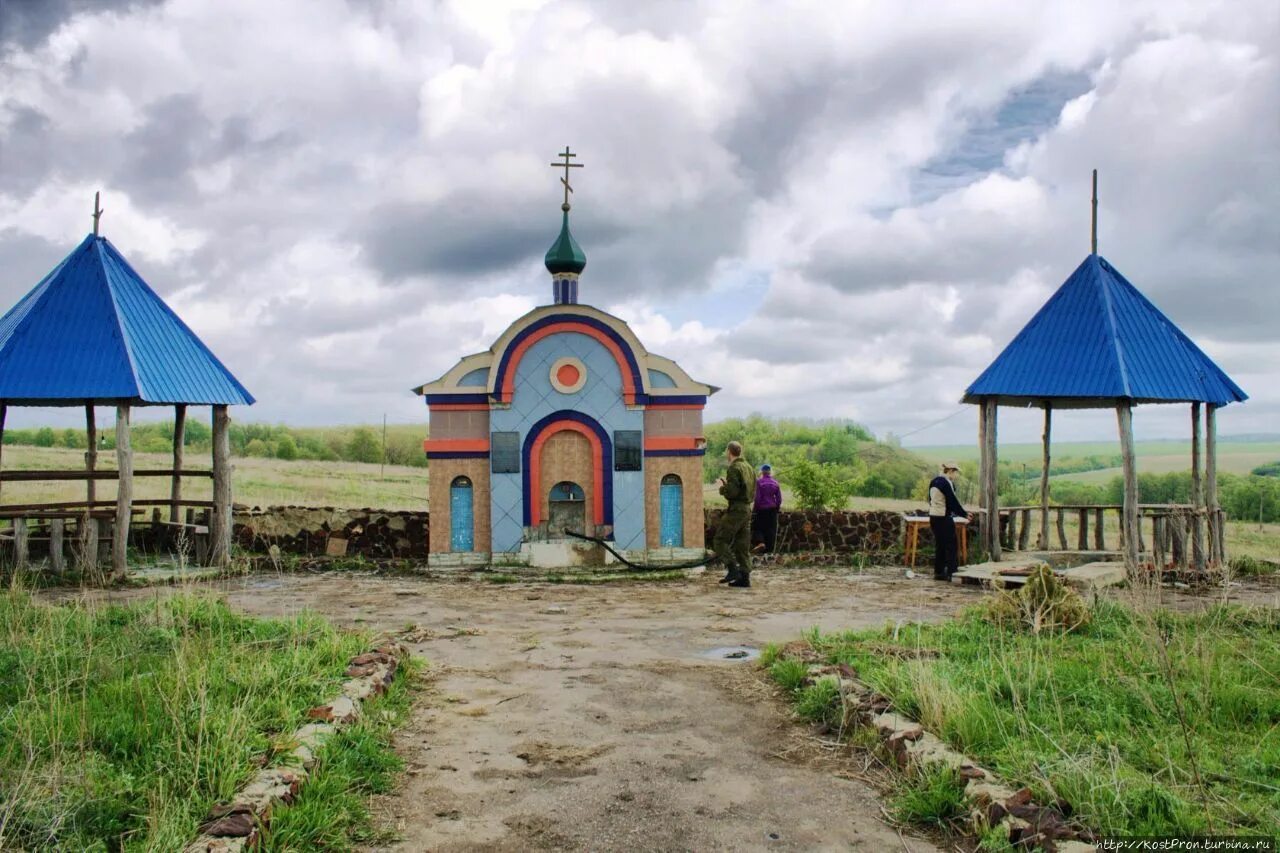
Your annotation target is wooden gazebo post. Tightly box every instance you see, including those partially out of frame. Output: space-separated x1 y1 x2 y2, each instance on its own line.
1190 403 1205 571
1038 403 1051 550
1116 402 1140 574
170 404 186 523
210 405 232 567
1206 404 1222 565
980 398 1001 561
81 405 99 572
112 404 133 580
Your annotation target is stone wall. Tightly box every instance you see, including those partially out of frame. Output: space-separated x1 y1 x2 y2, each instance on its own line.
233 506 428 558
705 509 903 558
231 505 926 563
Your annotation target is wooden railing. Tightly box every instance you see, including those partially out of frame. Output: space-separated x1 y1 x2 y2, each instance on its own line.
994 503 1226 569
1 499 216 573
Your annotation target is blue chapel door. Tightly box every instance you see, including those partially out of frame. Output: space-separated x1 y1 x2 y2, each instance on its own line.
450 477 474 551
659 474 683 547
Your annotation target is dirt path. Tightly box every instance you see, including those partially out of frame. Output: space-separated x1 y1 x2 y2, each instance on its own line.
208 566 980 852
43 566 1280 851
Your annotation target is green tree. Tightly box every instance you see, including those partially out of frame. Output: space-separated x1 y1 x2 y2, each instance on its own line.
1250 461 1280 478
346 428 382 464
61 428 84 449
34 427 56 447
785 460 851 510
244 438 272 458
275 434 299 461
855 472 894 498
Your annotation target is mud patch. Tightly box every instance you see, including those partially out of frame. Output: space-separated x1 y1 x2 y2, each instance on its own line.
514 741 613 779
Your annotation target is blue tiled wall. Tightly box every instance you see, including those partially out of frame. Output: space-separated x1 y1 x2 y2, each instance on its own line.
489 332 646 552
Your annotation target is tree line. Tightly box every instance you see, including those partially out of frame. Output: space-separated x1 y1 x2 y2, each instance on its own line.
702 415 934 507
2 422 429 468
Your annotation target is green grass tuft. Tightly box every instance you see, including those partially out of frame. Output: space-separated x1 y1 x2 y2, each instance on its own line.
890 765 968 828
0 591 384 850
771 600 1280 837
768 658 809 693
260 659 418 851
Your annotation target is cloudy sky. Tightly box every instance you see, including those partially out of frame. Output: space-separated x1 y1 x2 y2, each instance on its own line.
0 0 1276 445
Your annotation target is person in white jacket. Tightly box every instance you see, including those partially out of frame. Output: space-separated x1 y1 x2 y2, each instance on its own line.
928 463 971 581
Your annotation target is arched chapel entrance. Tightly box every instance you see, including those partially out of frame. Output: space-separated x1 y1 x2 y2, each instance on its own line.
538 429 596 537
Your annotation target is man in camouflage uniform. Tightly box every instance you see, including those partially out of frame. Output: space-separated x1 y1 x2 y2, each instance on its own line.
714 440 757 588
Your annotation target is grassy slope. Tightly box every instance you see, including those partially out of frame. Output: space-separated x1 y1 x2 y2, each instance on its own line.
0 592 386 851
767 603 1280 837
914 439 1280 480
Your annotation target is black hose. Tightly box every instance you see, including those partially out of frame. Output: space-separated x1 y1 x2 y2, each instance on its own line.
561 529 721 572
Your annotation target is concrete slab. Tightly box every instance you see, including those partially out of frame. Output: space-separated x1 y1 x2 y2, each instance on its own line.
1058 561 1127 589
952 558 1126 590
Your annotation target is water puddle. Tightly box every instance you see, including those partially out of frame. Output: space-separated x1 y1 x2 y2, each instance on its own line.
698 645 760 662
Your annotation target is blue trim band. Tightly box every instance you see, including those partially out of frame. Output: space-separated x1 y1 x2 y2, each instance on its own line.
424 393 490 405
426 451 490 459
643 395 707 406
520 410 614 527
643 449 706 457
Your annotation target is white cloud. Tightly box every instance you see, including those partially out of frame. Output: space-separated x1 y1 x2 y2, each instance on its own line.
0 0 1274 444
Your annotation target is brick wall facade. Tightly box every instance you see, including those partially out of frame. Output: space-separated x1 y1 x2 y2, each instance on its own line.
426 457 492 553
644 457 706 549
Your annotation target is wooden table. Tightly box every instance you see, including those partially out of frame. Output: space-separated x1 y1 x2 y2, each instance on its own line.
903 515 969 568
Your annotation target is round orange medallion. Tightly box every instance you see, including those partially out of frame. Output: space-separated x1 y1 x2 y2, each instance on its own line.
549 357 588 393
556 363 581 387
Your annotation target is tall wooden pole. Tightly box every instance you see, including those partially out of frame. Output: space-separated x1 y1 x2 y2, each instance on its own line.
1190 403 1205 571
112 405 133 581
0 404 7 505
81 406 99 574
1038 403 1052 550
210 405 232 567
983 398 1001 561
1116 402 1140 575
1206 404 1221 565
170 404 186 523
1091 169 1098 255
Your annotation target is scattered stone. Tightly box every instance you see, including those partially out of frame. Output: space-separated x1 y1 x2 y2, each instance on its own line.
199 808 256 838
543 605 567 614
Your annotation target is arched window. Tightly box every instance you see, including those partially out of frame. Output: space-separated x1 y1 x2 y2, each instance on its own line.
659 474 683 547
450 476 474 552
549 481 585 502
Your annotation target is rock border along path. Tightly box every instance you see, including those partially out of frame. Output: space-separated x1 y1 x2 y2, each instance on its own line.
184 640 407 852
804 661 1097 852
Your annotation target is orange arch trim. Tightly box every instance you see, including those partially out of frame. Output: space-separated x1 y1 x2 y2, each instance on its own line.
527 420 606 527
499 322 639 405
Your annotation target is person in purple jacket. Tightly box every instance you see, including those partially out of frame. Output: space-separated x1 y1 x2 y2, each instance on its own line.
752 463 783 554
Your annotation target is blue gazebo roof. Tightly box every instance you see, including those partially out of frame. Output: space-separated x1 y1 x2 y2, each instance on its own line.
964 254 1246 408
0 234 254 406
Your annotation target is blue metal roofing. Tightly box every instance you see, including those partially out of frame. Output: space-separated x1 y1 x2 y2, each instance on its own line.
0 234 255 406
965 254 1246 407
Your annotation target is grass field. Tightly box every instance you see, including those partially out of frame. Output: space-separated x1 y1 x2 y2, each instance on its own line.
765 601 1280 837
0 591 407 850
0 446 429 510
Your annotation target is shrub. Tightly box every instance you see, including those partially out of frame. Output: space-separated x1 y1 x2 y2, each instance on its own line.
786 460 850 510
346 428 382 464
275 434 299 461
982 564 1090 634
